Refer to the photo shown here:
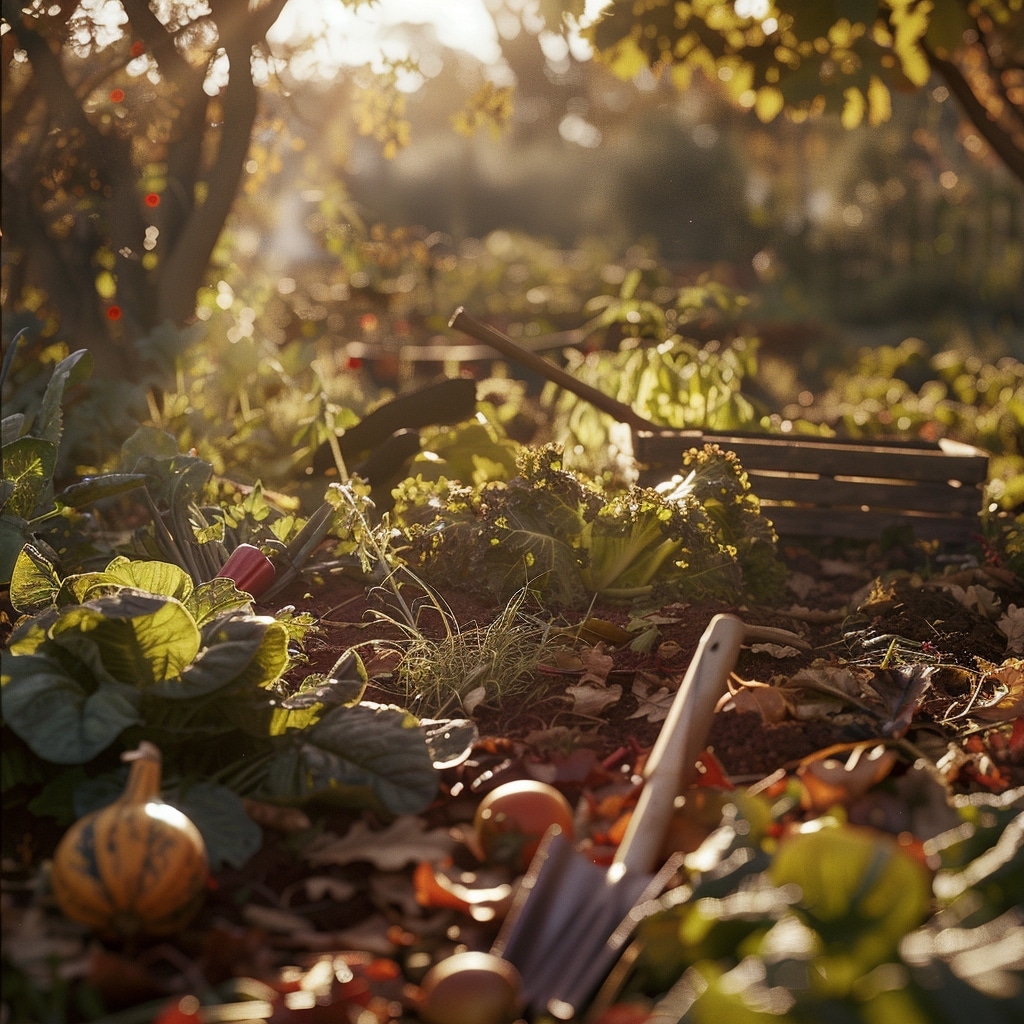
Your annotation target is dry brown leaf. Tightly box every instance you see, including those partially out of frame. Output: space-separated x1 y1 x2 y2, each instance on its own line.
972 658 1024 721
997 606 1024 654
951 583 1001 618
463 684 487 714
751 642 803 659
788 663 869 698
730 680 790 723
2 907 88 988
281 876 358 907
797 742 899 812
303 816 456 871
566 680 622 716
281 914 398 954
574 617 637 645
412 861 514 922
629 673 675 722
579 645 615 686
370 870 423 917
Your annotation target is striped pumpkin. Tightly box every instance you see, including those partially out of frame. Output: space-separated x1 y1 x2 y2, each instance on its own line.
50 742 209 938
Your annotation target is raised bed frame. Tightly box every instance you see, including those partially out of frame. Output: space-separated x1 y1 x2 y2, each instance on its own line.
634 430 989 544
448 309 991 545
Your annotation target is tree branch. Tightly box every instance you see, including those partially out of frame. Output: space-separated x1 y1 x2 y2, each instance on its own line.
119 0 195 89
155 0 291 323
155 45 260 322
926 45 1024 186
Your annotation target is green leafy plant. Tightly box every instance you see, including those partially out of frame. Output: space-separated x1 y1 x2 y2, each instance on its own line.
543 275 773 479
624 792 1024 1022
1 552 440 827
800 338 1024 509
392 442 785 610
118 426 342 599
0 336 147 583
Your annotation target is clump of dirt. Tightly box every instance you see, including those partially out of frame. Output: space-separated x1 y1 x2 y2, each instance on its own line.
851 575 1008 664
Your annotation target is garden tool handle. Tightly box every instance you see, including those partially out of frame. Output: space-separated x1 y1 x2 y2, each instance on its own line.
448 307 660 432
613 613 745 874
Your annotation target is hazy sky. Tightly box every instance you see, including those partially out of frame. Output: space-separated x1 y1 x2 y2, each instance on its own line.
268 0 504 76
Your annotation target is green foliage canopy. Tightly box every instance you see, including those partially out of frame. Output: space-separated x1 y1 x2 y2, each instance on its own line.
586 0 1024 185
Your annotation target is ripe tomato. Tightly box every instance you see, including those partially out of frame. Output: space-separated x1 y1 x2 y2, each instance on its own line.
474 780 575 872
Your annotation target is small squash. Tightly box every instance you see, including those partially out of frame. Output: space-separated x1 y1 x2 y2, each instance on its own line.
50 742 210 939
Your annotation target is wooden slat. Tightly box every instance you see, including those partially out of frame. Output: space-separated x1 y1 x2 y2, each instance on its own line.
761 505 982 543
634 431 990 484
632 430 989 543
743 473 984 515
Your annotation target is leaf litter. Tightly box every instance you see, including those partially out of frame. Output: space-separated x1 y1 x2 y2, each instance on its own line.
2 539 1023 1022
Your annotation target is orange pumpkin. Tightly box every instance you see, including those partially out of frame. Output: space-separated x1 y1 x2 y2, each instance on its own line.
50 742 209 938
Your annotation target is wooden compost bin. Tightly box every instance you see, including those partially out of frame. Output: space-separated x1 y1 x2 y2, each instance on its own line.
634 430 990 544
448 309 991 545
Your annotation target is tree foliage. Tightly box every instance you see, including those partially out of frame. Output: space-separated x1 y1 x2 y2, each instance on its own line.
2 0 1020 382
0 0 391 374
586 0 1024 184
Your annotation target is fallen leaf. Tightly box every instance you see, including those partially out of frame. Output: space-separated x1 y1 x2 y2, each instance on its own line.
540 650 584 670
796 741 899 812
282 914 398 955
1 907 87 987
281 876 357 907
567 681 623 716
528 746 605 785
819 558 863 577
867 664 935 737
787 573 817 601
751 642 802 658
574 617 636 645
951 583 1001 618
632 605 686 626
463 685 487 714
935 742 972 783
847 761 959 841
997 605 1024 653
303 816 456 871
788 663 869 699
971 658 1024 722
370 869 423 917
729 680 790 722
1011 717 1024 758
629 626 660 654
579 645 615 686
412 861 513 922
694 749 733 789
628 673 675 722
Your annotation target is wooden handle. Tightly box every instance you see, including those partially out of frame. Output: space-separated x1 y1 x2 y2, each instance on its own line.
613 613 745 874
448 307 659 432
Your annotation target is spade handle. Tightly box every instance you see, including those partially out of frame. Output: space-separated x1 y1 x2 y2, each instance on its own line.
448 307 659 431
614 613 745 874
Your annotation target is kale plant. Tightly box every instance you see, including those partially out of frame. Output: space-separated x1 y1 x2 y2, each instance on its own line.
391 442 785 609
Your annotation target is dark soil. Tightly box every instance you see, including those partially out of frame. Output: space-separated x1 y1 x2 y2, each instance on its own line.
3 538 1022 1022
259 540 1020 782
